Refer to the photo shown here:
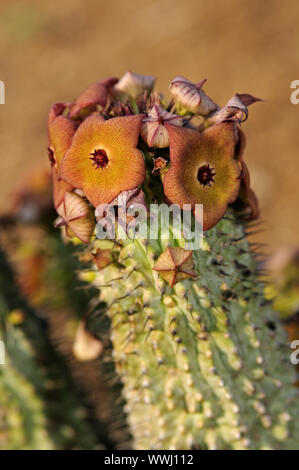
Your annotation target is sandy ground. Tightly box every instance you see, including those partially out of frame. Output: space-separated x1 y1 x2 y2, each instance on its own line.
0 0 298 254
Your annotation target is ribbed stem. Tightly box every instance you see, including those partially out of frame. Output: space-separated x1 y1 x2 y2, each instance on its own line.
83 213 299 450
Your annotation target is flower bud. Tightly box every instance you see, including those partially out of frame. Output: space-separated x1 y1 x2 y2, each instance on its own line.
141 105 182 148
152 156 168 174
153 247 197 287
207 93 263 125
55 191 95 244
112 71 156 101
73 321 103 362
169 76 217 116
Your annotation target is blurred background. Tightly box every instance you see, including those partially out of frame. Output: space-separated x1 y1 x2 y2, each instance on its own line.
0 0 299 450
0 0 298 253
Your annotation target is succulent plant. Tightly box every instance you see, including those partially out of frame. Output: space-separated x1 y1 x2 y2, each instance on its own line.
47 72 299 449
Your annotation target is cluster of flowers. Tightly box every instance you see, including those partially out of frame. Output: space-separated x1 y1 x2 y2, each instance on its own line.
48 71 260 247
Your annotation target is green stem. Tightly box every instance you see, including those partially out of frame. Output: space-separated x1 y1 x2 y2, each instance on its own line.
82 212 299 450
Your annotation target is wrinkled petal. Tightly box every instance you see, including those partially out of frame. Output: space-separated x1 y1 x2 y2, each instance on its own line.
209 93 263 125
48 116 77 167
48 102 71 127
69 77 118 118
48 115 77 208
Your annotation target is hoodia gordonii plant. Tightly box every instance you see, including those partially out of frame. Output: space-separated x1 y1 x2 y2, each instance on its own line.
47 71 299 450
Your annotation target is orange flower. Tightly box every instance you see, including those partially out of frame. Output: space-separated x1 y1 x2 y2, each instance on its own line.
69 77 118 118
59 113 146 207
48 115 77 208
153 247 197 287
163 123 241 230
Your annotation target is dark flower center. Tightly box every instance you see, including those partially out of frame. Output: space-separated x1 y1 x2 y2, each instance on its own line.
90 149 109 169
197 163 216 187
47 147 56 167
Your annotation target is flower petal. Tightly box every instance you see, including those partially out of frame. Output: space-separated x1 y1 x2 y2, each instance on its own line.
48 116 77 167
48 115 77 208
69 77 118 118
48 102 71 127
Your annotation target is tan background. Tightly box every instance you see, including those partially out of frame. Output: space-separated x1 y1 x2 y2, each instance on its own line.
0 0 298 254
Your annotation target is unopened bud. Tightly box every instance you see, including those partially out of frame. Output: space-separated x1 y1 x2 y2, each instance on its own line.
169 76 217 115
141 105 182 148
113 71 156 100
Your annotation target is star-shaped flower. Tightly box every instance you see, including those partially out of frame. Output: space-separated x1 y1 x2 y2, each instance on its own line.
163 123 241 230
48 115 77 208
153 247 197 287
59 113 146 208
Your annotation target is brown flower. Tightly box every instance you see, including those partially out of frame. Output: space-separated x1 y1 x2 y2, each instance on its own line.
153 247 197 287
59 113 146 208
163 123 241 230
